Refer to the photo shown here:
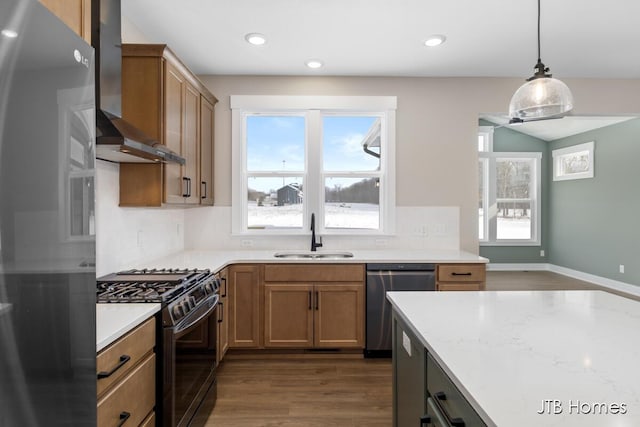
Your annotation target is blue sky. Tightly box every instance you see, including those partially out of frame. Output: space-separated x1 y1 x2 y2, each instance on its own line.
247 115 379 192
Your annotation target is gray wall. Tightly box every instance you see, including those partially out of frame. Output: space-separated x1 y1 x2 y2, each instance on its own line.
478 120 550 263
548 118 640 285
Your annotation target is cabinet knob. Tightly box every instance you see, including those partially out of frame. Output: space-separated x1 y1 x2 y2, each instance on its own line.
420 414 431 426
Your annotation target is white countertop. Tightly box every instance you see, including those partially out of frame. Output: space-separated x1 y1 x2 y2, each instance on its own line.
96 303 160 352
387 290 640 427
141 249 488 273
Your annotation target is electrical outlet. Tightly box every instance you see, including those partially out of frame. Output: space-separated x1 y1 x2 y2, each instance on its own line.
241 239 253 247
136 230 143 248
619 265 625 274
375 239 388 247
540 250 545 257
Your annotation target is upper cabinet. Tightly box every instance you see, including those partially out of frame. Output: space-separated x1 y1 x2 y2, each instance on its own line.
39 0 91 43
119 44 218 207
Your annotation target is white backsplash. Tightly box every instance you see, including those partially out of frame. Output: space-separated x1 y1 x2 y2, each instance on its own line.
184 206 459 251
95 160 185 276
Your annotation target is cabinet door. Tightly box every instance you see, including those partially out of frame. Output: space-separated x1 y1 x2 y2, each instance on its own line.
314 283 364 348
183 82 200 204
264 284 314 348
228 265 262 348
199 96 215 205
163 61 186 204
217 272 229 364
393 315 426 427
39 0 91 43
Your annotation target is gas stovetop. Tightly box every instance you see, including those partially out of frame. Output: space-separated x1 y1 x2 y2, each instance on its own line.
97 268 215 304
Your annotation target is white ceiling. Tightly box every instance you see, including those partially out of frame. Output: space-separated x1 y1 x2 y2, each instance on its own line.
480 115 636 141
122 0 640 78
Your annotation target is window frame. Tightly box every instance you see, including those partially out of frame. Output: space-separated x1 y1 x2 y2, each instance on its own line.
231 95 397 236
479 126 542 246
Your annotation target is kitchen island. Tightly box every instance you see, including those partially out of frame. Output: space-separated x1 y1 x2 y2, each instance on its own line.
387 290 640 427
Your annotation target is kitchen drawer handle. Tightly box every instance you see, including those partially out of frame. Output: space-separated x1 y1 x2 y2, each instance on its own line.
201 181 207 199
220 277 227 297
308 291 312 310
315 291 319 310
218 301 224 323
117 411 131 427
182 177 189 197
451 272 472 276
97 355 131 379
187 177 192 197
420 414 431 426
434 392 466 427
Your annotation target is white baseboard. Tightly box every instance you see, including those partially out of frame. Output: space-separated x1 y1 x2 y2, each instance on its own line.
487 263 640 298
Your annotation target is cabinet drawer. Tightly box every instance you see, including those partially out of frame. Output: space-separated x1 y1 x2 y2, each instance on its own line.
97 353 156 427
264 264 364 282
426 353 487 427
437 264 485 283
437 283 484 291
140 412 155 427
97 317 155 396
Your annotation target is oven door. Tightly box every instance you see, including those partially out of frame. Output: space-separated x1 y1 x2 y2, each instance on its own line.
165 293 219 427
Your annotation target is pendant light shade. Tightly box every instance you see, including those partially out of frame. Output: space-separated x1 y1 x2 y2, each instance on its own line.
509 0 573 121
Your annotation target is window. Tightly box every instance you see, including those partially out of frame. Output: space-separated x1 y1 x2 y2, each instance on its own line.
478 127 541 245
232 96 396 235
552 141 594 181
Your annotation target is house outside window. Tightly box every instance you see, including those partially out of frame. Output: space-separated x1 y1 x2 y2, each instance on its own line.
231 96 397 235
478 126 541 245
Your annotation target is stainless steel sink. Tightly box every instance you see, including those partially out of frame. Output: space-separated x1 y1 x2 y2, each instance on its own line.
273 251 354 259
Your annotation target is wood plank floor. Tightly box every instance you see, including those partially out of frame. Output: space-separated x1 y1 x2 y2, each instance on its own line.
206 271 638 426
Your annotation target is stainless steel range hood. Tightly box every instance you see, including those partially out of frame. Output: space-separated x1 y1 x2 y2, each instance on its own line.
92 0 185 164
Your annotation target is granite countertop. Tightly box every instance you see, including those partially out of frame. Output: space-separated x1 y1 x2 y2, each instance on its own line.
96 303 160 352
387 290 640 427
138 249 488 273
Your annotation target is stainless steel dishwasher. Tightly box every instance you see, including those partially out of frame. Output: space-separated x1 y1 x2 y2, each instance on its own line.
365 263 436 356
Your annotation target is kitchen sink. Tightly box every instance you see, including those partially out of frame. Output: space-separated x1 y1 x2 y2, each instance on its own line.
273 251 354 259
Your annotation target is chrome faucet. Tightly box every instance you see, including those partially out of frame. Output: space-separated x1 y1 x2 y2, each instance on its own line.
310 213 323 252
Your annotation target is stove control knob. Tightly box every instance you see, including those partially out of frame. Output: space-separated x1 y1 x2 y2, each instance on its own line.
204 280 213 294
189 296 197 308
173 304 184 320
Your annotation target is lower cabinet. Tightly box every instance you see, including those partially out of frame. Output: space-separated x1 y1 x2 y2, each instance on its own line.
97 317 156 427
216 268 230 363
228 264 262 348
263 264 365 349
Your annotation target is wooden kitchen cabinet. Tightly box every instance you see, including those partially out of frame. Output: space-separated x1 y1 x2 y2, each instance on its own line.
228 264 262 348
120 44 217 207
97 317 156 427
263 264 365 349
217 268 230 363
39 0 91 43
436 263 486 291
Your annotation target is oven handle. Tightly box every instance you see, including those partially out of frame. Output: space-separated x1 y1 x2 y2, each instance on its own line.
173 294 219 336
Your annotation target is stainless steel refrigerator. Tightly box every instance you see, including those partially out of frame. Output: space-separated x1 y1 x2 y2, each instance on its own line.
0 0 97 425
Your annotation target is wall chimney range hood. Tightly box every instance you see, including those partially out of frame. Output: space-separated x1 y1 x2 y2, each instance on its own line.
93 0 185 164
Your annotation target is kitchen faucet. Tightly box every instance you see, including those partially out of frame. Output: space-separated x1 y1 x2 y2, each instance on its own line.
310 213 323 251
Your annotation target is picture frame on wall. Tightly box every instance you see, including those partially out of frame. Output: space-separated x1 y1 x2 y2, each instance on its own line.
552 141 594 181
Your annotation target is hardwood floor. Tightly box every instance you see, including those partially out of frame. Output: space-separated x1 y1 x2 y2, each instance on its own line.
206 358 392 426
206 271 638 426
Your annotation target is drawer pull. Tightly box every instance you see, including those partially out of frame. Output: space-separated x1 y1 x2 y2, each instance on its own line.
117 411 131 427
434 392 466 426
420 414 431 426
97 355 131 379
451 272 472 276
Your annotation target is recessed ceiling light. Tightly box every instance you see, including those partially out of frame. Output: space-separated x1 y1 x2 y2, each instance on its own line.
424 35 446 47
1 29 18 38
245 33 266 46
305 59 324 69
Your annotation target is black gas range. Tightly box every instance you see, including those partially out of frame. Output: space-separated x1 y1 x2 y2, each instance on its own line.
97 268 220 427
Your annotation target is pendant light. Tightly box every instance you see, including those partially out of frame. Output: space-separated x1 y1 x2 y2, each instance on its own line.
509 0 573 121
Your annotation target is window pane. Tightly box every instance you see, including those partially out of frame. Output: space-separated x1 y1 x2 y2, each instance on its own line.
247 116 305 171
497 201 531 239
322 116 380 171
560 150 590 174
70 176 95 236
496 159 532 199
324 177 379 229
247 177 303 229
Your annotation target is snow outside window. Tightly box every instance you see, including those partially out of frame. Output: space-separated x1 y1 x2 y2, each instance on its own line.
231 96 396 235
478 127 541 245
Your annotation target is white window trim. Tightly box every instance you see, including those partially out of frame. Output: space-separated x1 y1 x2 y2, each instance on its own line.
231 95 396 236
552 141 594 181
480 151 542 247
